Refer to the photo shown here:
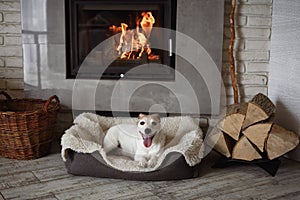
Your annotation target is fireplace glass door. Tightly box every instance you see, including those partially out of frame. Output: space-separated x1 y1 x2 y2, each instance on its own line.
65 0 176 80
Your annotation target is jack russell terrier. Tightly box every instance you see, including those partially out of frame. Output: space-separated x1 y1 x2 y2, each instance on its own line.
103 113 165 167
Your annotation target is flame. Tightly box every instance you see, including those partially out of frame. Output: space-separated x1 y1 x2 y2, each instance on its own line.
109 25 122 34
140 12 155 38
109 12 158 60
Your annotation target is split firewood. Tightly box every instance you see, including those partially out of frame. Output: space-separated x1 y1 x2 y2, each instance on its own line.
212 92 299 162
242 93 275 129
218 103 248 140
266 124 300 160
242 123 273 152
232 135 262 161
208 127 235 158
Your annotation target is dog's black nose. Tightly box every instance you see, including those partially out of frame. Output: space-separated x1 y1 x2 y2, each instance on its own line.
145 128 152 134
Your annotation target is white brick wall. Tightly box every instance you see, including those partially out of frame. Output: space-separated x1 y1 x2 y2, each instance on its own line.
223 0 272 105
0 0 23 98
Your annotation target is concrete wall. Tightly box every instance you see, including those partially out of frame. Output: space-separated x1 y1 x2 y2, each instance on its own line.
269 0 300 161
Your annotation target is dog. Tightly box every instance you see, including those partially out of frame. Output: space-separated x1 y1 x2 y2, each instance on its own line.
102 113 165 167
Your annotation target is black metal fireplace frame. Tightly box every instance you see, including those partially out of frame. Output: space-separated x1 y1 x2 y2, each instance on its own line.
65 0 177 80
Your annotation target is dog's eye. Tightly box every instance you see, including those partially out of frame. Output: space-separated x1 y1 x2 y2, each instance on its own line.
140 121 145 125
151 121 157 126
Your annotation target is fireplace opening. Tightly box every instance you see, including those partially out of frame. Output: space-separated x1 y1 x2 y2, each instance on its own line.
65 0 176 80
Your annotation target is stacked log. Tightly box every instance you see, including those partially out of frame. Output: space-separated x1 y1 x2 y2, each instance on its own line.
208 93 299 161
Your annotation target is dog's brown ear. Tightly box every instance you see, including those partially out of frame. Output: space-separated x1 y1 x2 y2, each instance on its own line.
151 114 161 122
138 113 146 119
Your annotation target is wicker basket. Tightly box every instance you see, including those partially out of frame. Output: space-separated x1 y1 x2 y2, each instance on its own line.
0 91 60 160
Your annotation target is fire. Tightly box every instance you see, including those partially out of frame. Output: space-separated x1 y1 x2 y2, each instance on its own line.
140 12 155 38
109 12 158 60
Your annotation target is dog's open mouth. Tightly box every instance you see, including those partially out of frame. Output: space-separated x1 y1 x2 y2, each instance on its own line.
140 132 155 148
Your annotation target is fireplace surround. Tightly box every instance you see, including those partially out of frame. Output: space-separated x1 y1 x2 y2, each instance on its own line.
22 0 224 115
65 0 176 80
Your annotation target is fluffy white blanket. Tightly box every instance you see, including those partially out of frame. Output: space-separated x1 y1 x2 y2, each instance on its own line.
61 113 204 172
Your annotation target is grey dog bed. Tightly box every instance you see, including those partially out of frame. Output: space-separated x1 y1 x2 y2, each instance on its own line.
65 150 201 181
61 113 204 180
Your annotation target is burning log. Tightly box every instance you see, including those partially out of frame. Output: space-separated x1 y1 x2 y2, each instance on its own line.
210 93 299 161
109 11 157 61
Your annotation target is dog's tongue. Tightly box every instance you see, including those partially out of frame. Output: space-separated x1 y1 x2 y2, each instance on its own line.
143 136 153 148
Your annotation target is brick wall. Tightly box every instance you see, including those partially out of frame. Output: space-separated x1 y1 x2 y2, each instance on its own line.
0 0 23 98
223 0 272 104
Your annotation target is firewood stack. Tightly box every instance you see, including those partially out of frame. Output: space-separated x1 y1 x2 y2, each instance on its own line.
209 93 299 161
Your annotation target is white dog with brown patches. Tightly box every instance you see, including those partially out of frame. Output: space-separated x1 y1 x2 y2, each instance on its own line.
103 114 165 167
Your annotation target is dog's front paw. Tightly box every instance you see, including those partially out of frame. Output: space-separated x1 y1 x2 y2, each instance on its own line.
138 161 147 168
147 158 157 168
134 155 148 168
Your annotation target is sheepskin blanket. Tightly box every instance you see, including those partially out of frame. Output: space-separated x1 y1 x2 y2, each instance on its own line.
61 113 204 172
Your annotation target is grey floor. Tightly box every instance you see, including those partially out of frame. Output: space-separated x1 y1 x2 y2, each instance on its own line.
1 146 300 200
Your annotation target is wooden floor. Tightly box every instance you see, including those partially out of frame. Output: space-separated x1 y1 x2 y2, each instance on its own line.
1 146 300 200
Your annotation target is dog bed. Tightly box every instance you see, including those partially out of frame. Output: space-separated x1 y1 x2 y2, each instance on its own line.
61 113 204 180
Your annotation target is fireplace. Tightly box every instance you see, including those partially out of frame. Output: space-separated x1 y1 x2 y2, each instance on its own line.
65 0 176 80
22 0 224 115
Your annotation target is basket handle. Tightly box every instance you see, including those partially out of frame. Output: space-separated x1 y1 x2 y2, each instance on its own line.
0 91 12 100
43 95 60 113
